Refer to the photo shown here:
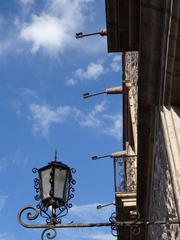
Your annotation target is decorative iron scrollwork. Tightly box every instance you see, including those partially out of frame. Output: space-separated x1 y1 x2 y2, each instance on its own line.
115 156 137 193
41 228 57 240
109 212 118 237
109 210 141 237
130 210 141 236
18 205 40 228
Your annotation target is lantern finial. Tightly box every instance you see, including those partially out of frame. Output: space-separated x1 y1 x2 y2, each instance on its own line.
54 150 58 162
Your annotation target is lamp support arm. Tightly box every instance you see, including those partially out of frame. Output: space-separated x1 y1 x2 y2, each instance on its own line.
18 205 180 228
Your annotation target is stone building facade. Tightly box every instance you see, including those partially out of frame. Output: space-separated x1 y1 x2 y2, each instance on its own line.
123 51 138 202
148 109 180 239
123 52 138 154
122 43 180 240
105 0 180 239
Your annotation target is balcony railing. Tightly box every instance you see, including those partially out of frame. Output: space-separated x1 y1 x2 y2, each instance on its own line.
114 156 137 193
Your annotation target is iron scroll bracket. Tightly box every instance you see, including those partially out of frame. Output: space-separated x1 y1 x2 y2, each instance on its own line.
18 205 180 240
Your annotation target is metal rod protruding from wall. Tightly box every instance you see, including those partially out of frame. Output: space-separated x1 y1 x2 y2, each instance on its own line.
92 150 127 160
92 155 111 160
97 202 115 209
76 29 107 39
83 86 123 99
83 91 105 99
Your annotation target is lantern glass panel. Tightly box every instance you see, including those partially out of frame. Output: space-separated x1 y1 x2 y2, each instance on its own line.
40 168 51 200
54 168 69 200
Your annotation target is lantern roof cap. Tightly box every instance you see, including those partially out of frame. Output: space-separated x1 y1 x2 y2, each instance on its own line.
48 160 70 169
37 151 71 171
37 161 70 172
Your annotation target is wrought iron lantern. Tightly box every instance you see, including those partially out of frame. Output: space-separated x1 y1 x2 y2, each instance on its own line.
33 157 76 225
18 152 76 239
37 161 71 208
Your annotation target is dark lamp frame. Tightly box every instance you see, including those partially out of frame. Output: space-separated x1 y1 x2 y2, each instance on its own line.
38 161 72 208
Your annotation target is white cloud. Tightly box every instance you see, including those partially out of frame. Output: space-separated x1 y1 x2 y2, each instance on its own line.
20 14 69 53
75 109 101 128
28 101 121 141
75 103 122 141
75 62 104 80
0 0 106 56
66 61 105 86
29 101 107 136
65 78 77 86
94 101 107 112
29 103 72 136
20 0 93 54
111 55 121 72
66 54 122 87
74 101 107 128
103 114 122 141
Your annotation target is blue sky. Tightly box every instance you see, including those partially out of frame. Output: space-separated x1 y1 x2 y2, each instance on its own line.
0 0 122 239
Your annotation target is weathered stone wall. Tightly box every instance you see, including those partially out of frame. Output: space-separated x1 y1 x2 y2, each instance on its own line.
148 111 180 240
125 51 138 134
124 52 138 192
